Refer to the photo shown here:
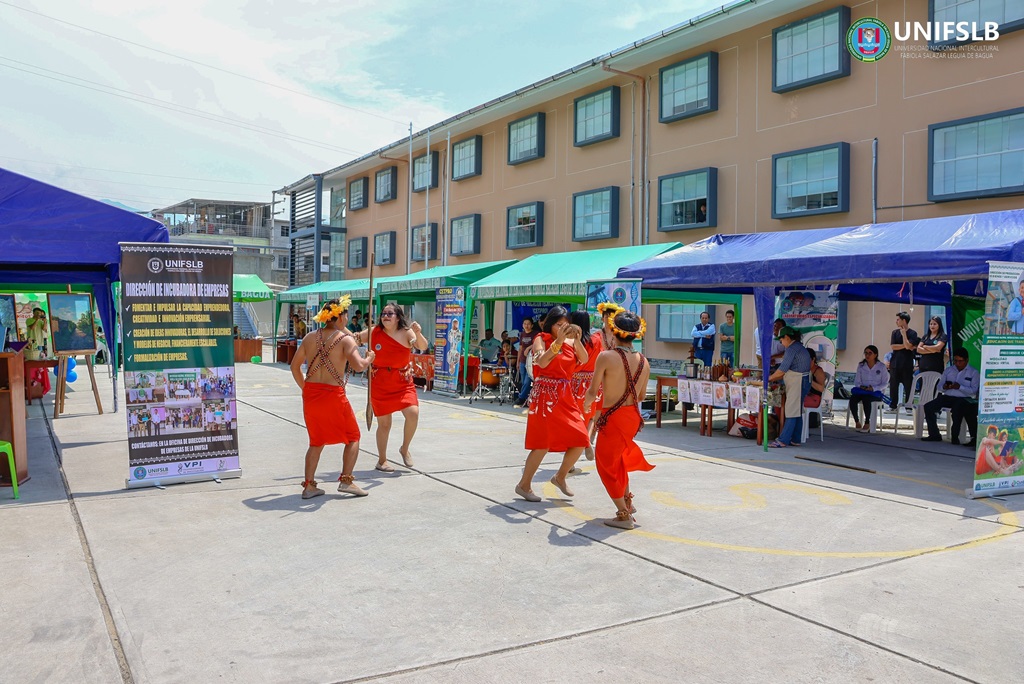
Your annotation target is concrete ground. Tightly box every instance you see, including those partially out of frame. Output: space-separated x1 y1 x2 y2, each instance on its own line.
2 355 1021 684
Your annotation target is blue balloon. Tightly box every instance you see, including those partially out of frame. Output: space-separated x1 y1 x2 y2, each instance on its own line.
53 366 60 376
67 357 77 370
66 370 78 383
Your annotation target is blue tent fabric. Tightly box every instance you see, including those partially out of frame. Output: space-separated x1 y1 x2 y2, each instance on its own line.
0 168 169 406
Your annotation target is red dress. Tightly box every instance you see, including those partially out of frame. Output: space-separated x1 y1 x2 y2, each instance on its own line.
302 330 360 447
571 331 604 424
369 328 419 416
525 333 589 452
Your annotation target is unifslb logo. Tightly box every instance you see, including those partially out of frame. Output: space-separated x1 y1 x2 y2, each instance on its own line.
847 17 892 62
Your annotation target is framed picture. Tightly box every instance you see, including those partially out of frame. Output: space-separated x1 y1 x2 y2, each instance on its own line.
47 293 98 353
0 294 14 348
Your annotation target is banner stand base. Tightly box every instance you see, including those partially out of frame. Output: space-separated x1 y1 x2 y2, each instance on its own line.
965 486 1024 500
126 469 242 490
432 389 459 398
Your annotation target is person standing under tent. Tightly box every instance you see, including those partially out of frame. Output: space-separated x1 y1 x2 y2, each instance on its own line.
767 326 811 448
290 296 375 499
719 309 736 365
513 317 538 407
691 311 716 368
515 306 590 503
25 307 48 360
356 304 429 471
584 310 654 530
916 316 948 374
889 312 920 409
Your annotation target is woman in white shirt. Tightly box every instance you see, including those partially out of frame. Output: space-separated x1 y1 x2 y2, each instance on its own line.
849 345 890 432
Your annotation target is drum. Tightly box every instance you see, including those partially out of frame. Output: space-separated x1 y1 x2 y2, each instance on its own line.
525 353 535 379
480 365 502 387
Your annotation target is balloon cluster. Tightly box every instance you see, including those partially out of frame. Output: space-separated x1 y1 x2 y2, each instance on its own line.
52 356 78 383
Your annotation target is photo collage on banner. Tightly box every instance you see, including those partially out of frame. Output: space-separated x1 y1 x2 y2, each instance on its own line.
971 261 1024 498
776 287 840 409
587 280 641 351
434 286 466 395
120 244 240 487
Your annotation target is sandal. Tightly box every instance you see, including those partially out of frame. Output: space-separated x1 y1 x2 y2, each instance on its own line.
375 462 396 473
768 439 788 448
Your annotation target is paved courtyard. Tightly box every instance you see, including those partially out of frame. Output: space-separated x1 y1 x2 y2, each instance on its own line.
2 356 1021 683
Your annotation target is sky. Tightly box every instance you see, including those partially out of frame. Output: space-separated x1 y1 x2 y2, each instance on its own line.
0 0 718 213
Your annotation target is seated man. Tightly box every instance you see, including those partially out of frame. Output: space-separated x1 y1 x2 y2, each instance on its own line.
921 347 979 446
478 328 502 364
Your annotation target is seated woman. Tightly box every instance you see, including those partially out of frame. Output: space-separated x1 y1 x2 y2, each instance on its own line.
849 345 889 433
804 348 827 408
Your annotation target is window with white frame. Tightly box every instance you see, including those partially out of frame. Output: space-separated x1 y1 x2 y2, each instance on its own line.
773 7 850 93
452 136 482 180
506 202 543 249
929 108 1024 201
572 187 619 241
411 223 437 261
412 151 438 192
508 113 545 165
450 214 481 256
659 53 718 123
931 0 1024 41
772 143 850 218
374 231 396 266
657 305 708 342
348 177 368 210
375 167 397 202
347 237 366 269
658 168 717 230
574 86 620 146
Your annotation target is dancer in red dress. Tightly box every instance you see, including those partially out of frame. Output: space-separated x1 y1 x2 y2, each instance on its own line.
570 304 622 462
584 311 654 529
515 306 591 502
290 297 375 499
356 304 429 471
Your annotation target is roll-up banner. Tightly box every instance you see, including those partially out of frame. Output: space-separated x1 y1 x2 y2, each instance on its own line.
969 261 1024 499
120 243 241 489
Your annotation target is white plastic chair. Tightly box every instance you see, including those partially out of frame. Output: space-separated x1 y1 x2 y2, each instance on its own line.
899 371 941 435
801 375 831 443
910 371 943 437
844 393 885 433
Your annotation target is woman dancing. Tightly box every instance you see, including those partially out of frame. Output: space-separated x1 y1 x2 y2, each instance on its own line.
357 304 429 471
515 306 590 502
569 308 612 462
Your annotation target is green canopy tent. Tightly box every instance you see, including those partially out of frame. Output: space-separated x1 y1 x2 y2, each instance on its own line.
232 273 274 302
465 243 744 392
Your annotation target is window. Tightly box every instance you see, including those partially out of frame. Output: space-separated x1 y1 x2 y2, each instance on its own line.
374 231 396 266
657 305 710 342
450 214 481 256
659 53 718 123
412 151 439 192
375 166 397 203
508 113 545 165
931 0 1024 45
773 6 850 94
928 107 1024 202
772 143 850 218
275 254 288 270
280 224 289 237
574 86 620 146
348 177 368 210
506 202 544 249
347 237 367 269
452 135 482 180
411 223 438 261
572 187 619 241
658 168 717 231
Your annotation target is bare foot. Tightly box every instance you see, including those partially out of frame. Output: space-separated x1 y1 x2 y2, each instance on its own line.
549 475 575 498
399 447 414 468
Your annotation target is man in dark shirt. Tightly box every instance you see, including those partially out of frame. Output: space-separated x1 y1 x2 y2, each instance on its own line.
889 312 919 409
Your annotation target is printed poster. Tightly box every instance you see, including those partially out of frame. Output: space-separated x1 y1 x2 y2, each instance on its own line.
744 386 761 413
697 381 714 406
777 287 840 409
729 384 745 410
970 261 1024 498
434 286 466 395
676 378 691 404
121 244 240 488
712 382 728 409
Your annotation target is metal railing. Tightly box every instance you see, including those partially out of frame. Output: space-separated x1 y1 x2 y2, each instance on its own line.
167 221 273 240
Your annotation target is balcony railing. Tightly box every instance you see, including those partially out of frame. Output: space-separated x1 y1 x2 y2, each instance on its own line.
167 221 273 240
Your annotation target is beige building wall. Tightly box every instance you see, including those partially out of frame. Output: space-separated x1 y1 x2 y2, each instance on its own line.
337 0 1024 373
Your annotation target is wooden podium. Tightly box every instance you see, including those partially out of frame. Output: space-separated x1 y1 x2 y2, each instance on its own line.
0 350 29 487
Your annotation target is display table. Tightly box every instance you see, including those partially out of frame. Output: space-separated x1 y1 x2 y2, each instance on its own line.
276 340 297 364
234 338 263 362
654 376 689 429
0 350 29 487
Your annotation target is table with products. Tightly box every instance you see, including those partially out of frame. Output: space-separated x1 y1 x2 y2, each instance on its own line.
659 376 767 438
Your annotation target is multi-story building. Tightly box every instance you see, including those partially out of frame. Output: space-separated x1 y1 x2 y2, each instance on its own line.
278 0 1024 370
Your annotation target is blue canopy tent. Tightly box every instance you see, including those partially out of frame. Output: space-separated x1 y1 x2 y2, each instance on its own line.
0 168 169 409
619 210 1024 444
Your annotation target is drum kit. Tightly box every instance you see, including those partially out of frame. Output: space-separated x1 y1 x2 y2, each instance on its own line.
468 359 521 405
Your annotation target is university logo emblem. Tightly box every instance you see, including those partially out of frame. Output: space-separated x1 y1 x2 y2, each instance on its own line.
847 18 891 63
133 467 147 480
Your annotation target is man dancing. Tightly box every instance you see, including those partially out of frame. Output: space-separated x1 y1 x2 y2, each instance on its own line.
290 296 375 499
584 311 654 530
